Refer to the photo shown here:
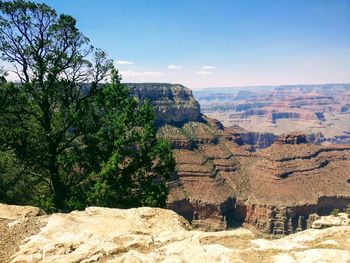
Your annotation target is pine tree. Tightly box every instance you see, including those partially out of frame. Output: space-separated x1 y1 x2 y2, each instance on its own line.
0 0 175 211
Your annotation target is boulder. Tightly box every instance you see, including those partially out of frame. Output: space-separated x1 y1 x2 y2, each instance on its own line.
312 213 350 229
0 203 45 220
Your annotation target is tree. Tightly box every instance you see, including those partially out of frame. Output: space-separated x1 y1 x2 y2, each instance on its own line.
0 0 175 211
0 149 41 205
84 70 175 209
0 66 6 83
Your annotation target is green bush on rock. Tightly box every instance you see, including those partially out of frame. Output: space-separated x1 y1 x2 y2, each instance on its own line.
330 208 340 217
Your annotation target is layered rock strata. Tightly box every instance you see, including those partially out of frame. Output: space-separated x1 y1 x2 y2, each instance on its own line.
126 83 201 125
129 83 350 234
222 125 325 150
196 84 350 144
230 134 350 234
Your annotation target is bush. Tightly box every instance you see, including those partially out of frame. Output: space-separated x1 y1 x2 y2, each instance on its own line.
330 208 339 217
346 203 350 215
0 150 50 207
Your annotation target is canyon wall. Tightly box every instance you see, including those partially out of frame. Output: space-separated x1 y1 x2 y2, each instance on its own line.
126 83 201 125
196 84 350 145
217 125 325 151
128 83 350 235
235 196 350 235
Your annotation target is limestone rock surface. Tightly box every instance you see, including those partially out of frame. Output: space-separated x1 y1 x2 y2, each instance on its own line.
312 213 350 229
0 203 46 220
0 204 349 263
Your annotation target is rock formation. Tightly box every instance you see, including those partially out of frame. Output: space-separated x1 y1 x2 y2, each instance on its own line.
128 83 350 235
1 204 350 263
229 133 350 234
312 213 350 229
126 83 201 125
195 83 350 145
218 125 325 150
224 125 277 150
0 86 349 261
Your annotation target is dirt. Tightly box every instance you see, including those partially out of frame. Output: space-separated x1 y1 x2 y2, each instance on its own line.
0 217 45 263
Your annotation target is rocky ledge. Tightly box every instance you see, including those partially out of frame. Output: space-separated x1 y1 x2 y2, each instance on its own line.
126 83 201 125
224 125 325 150
1 204 350 263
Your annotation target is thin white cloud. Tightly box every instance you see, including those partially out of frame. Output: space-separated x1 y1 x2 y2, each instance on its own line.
202 65 216 70
116 60 134 65
120 69 163 77
167 65 182 70
195 70 212 75
142 71 163 76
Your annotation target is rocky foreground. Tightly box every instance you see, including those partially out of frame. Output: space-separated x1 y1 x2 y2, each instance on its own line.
1 204 350 263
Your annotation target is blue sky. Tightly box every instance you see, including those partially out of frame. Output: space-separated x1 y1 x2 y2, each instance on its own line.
13 1 350 88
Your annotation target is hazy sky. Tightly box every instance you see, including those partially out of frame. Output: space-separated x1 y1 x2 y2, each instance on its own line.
5 0 350 88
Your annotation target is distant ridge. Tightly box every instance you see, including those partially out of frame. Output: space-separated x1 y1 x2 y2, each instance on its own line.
196 83 350 92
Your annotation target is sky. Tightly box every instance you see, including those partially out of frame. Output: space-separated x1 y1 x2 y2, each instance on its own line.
4 0 350 88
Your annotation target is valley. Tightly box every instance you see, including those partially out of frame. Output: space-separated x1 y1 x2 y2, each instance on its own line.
129 83 350 235
195 84 350 148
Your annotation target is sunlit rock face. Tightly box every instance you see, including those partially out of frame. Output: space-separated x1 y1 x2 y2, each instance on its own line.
1 204 350 263
126 83 201 125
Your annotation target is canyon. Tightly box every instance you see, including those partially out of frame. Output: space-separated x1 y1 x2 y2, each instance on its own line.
129 83 350 235
1 83 350 262
195 84 350 148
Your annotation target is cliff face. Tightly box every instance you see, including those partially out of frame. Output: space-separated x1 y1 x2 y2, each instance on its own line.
197 84 350 145
235 197 350 235
224 125 277 150
127 83 350 235
126 83 201 125
158 118 238 230
222 126 325 151
2 204 350 263
231 134 350 234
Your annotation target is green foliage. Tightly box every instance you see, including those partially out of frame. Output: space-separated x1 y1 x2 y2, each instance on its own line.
0 150 51 207
330 208 339 217
0 0 175 212
0 150 24 203
74 70 175 209
346 203 350 215
0 67 6 83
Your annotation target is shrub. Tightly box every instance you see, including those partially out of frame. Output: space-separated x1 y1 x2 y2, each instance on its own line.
330 208 339 217
346 203 350 216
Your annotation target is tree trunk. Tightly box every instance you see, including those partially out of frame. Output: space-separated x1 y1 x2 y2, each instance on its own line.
47 131 66 210
48 153 65 210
